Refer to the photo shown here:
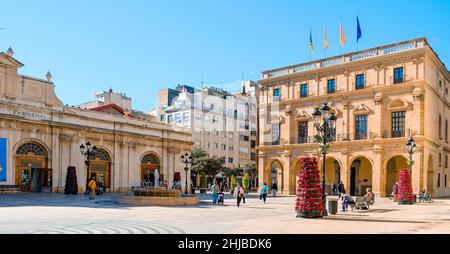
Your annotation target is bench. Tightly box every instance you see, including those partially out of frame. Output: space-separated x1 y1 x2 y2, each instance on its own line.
350 196 374 211
417 194 433 203
0 185 21 195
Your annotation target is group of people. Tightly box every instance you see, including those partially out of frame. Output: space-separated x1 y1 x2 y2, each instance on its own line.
209 182 273 207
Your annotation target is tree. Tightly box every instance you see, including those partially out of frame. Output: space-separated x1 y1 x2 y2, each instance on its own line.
242 173 250 190
230 175 237 191
243 162 257 188
192 156 225 183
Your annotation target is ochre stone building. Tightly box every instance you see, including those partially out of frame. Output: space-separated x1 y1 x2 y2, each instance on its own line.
257 38 450 197
0 49 192 193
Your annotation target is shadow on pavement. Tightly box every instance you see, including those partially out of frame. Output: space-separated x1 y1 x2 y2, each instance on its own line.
322 216 429 224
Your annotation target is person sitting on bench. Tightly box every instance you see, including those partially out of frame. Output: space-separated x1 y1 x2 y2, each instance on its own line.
341 194 355 212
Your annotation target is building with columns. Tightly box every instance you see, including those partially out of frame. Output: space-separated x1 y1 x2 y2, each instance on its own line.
0 48 192 193
257 37 450 197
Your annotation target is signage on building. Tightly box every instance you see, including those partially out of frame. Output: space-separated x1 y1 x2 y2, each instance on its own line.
0 138 7 182
14 111 50 121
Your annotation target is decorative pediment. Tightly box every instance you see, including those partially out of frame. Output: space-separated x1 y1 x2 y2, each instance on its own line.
353 104 370 114
387 98 409 111
0 52 24 68
296 111 312 122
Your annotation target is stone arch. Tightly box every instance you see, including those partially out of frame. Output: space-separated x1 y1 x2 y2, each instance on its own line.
264 158 284 194
13 139 51 191
88 147 112 189
348 156 373 196
384 155 409 196
317 156 343 194
140 152 163 184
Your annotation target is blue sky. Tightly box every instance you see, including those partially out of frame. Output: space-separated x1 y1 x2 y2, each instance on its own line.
1 0 449 111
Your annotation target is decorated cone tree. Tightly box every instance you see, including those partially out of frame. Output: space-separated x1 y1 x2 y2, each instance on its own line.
296 157 323 218
397 168 415 205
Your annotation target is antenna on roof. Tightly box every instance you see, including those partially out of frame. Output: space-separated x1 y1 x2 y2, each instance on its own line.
201 75 204 89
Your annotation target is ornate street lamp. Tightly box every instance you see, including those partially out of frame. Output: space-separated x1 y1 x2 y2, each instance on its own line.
312 103 337 216
181 153 193 195
406 137 416 175
80 141 97 194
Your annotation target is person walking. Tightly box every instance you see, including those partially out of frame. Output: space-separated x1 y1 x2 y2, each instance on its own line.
233 184 245 208
211 182 220 205
88 177 97 200
260 183 269 204
271 182 278 197
392 182 399 201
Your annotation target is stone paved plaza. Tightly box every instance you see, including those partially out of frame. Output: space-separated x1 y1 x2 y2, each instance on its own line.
1 193 450 234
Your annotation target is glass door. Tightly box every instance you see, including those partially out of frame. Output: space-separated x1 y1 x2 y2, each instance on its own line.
20 167 32 191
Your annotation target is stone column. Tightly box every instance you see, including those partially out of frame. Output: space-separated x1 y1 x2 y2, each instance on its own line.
258 151 266 188
283 106 292 144
281 150 292 195
412 146 423 194
372 147 383 197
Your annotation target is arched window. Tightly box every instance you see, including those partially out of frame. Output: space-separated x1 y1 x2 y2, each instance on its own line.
89 149 110 161
16 143 47 156
141 154 160 165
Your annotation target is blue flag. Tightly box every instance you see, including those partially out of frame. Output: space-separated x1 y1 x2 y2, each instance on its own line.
357 16 362 43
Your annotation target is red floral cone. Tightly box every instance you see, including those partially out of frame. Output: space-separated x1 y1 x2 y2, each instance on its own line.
397 168 415 205
296 157 323 218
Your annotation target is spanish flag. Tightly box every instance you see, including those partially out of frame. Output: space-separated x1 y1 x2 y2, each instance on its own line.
310 28 314 55
340 19 346 48
324 25 328 50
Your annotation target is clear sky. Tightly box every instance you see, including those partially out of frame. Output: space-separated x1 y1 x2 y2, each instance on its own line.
1 0 449 112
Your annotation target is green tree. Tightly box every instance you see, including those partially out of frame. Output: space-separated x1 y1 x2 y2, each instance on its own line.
243 162 257 188
192 156 225 183
242 173 250 190
230 175 237 191
200 174 207 188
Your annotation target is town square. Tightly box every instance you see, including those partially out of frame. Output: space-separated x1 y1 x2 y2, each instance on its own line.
1 0 450 240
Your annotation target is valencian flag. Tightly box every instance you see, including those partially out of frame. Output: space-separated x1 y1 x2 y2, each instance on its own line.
357 16 362 43
310 28 314 55
340 18 346 48
324 25 328 49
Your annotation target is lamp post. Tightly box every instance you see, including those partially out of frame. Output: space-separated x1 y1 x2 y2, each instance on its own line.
80 142 97 194
181 153 192 195
406 137 416 175
312 103 337 216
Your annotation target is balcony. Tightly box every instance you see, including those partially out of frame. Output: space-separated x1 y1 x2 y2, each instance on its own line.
262 38 427 79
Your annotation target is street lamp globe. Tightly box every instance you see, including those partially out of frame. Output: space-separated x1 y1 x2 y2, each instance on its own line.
406 137 416 154
320 103 331 120
312 108 322 126
328 113 337 130
80 144 85 154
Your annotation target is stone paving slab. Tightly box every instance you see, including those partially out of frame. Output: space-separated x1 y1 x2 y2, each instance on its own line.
0 193 449 234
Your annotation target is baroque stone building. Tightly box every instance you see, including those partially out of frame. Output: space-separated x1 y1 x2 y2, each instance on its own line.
257 37 450 197
0 49 192 193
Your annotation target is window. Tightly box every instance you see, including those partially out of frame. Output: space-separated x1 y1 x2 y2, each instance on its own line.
446 155 448 168
228 157 234 164
439 80 442 88
394 67 404 84
439 153 442 165
251 153 256 161
355 115 368 140
439 115 442 139
446 120 449 143
251 130 257 137
438 173 441 188
222 144 226 150
327 79 336 94
298 121 309 144
273 88 280 97
214 143 218 149
240 135 249 142
272 123 280 145
446 87 448 95
175 114 182 123
445 175 448 188
167 115 173 124
229 145 234 151
301 83 308 98
239 147 249 153
355 74 365 90
392 111 406 138
251 140 256 149
160 114 166 122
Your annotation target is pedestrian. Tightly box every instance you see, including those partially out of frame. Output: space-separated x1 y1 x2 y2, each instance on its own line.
88 177 97 200
331 183 337 195
392 182 399 201
340 194 355 212
271 182 278 197
337 181 346 198
163 180 169 190
211 181 220 205
260 183 269 203
233 183 245 208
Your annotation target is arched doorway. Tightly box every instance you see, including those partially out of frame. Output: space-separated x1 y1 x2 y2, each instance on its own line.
385 155 408 195
427 156 434 196
266 160 283 193
323 157 341 195
89 148 111 191
349 157 373 196
141 153 162 186
15 142 50 192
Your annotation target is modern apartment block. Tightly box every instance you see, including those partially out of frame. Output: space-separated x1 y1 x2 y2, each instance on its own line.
257 37 450 197
158 81 259 170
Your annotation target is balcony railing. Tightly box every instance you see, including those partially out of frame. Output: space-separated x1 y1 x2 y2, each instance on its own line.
262 37 427 79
